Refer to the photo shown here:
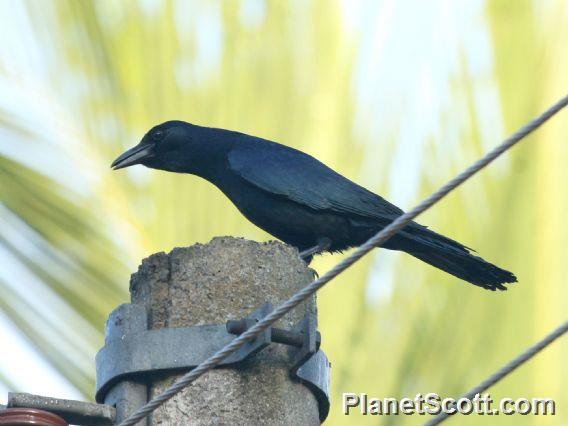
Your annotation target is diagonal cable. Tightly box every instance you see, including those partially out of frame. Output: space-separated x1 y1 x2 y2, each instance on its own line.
118 93 568 426
424 319 568 425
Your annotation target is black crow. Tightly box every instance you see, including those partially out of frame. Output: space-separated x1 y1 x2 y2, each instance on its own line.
112 121 516 290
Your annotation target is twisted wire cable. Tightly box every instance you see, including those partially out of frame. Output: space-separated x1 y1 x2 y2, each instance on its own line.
424 320 568 425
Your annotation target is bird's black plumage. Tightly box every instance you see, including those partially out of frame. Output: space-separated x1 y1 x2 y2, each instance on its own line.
112 121 517 291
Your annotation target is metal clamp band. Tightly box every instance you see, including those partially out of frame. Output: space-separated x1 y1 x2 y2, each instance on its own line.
95 302 331 422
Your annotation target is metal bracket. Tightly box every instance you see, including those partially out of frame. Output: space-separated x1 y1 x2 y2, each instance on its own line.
96 302 331 422
95 303 271 403
227 305 330 422
290 313 331 422
295 351 331 422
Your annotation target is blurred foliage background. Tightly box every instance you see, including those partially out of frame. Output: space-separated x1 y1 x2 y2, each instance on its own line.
0 0 566 425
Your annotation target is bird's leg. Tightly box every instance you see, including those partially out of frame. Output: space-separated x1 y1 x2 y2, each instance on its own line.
299 237 332 260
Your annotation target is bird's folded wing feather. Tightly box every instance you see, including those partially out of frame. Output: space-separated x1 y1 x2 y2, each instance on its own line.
227 137 405 220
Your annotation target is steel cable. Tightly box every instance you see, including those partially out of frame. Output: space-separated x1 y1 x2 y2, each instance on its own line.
424 320 568 425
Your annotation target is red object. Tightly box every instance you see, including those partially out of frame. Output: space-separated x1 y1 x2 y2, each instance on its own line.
0 408 67 426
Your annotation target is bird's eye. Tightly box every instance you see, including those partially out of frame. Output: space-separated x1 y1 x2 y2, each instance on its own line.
152 130 165 141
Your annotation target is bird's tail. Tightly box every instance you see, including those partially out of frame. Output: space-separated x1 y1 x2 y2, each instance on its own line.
394 226 517 291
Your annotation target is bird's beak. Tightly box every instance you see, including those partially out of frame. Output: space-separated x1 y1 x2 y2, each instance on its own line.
111 144 152 170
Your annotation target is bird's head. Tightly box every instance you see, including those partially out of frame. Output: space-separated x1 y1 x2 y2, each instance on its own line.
111 120 227 175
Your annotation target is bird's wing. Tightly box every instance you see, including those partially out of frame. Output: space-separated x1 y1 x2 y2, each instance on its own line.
227 136 404 220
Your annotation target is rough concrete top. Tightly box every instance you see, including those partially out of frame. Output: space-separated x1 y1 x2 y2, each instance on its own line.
128 237 321 426
130 236 317 329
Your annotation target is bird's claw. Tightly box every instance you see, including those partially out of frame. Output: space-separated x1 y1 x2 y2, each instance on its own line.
299 238 332 262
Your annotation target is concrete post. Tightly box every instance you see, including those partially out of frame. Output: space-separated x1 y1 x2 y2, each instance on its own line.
129 237 321 425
